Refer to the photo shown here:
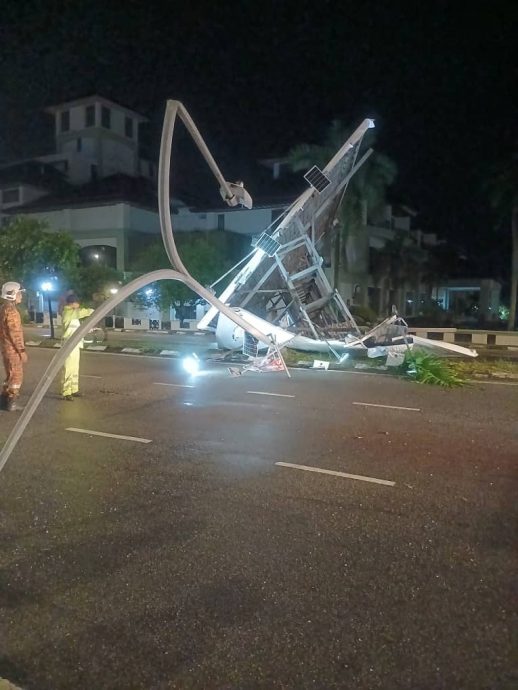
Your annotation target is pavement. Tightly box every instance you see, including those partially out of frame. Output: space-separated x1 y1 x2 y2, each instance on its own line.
0 348 517 689
21 326 518 384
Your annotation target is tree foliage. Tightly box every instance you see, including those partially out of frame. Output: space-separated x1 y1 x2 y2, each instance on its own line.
71 264 124 306
129 232 244 310
288 121 397 277
289 122 397 233
488 154 518 329
0 216 79 287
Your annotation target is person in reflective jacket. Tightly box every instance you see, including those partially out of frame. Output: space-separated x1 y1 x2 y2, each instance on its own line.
0 281 27 411
61 294 94 401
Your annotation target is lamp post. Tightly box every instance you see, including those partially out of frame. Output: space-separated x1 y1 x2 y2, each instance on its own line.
41 281 56 339
109 287 118 329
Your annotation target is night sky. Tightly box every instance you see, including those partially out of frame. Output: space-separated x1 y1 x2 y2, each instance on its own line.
1 0 516 277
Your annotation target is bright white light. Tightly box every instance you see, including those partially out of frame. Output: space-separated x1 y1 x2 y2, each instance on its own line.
41 281 54 292
109 288 118 295
93 253 100 260
182 355 200 375
145 289 153 297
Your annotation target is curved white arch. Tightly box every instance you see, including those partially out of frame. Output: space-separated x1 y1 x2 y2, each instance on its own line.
0 102 269 474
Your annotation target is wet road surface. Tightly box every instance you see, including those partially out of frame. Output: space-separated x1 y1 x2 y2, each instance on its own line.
0 349 516 689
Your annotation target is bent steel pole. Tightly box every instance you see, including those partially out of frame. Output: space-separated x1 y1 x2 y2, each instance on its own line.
157 100 269 344
0 267 270 473
0 271 172 472
0 101 272 474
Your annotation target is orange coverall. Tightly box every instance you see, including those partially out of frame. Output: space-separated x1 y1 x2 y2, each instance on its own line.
0 301 26 403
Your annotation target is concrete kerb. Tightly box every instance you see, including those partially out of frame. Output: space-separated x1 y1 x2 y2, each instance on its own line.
22 341 518 380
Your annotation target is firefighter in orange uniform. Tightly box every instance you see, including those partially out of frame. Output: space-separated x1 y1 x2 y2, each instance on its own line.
0 282 28 412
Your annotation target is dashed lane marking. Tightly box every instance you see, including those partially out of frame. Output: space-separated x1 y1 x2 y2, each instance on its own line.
275 461 395 486
353 401 421 412
153 382 195 388
247 391 295 398
66 428 152 443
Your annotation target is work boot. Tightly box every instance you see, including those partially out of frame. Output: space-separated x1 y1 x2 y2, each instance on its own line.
6 398 22 412
62 395 74 402
72 391 82 398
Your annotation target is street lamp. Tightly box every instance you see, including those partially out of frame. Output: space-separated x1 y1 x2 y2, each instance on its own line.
41 280 56 339
108 287 119 327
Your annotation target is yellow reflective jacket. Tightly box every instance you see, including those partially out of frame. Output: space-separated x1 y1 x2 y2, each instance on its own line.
61 305 94 347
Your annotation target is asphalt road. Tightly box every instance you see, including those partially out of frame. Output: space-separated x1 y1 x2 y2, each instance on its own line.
0 349 516 690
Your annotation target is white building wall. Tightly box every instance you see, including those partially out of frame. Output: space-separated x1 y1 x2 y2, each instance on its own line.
101 138 136 177
173 209 209 232
173 206 282 236
20 185 48 206
28 203 125 231
75 236 118 250
126 205 161 234
109 108 128 138
69 104 85 131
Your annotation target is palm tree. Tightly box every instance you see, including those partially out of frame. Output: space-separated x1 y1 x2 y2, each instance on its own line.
370 230 429 315
489 154 518 330
288 121 397 293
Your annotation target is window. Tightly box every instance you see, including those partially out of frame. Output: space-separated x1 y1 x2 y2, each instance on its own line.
125 116 133 138
60 110 70 132
85 105 95 127
101 106 111 129
76 137 82 152
217 214 225 231
2 188 20 204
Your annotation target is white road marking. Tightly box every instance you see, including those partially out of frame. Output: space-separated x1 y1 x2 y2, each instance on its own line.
66 427 152 443
81 374 102 379
353 401 421 412
247 391 295 398
468 379 518 386
154 382 195 389
275 462 395 486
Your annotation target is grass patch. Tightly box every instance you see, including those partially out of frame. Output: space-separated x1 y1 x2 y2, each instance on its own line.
449 358 518 378
282 349 332 365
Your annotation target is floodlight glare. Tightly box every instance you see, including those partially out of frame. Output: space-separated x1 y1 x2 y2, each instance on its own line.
41 281 54 292
182 355 200 375
109 288 119 295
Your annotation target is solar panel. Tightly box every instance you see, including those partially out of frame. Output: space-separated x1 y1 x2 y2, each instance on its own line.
253 232 281 257
243 332 259 358
304 165 331 193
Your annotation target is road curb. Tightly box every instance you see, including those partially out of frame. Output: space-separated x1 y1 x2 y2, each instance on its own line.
23 341 518 380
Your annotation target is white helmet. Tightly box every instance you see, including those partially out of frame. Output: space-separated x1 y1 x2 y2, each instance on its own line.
1 281 24 301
